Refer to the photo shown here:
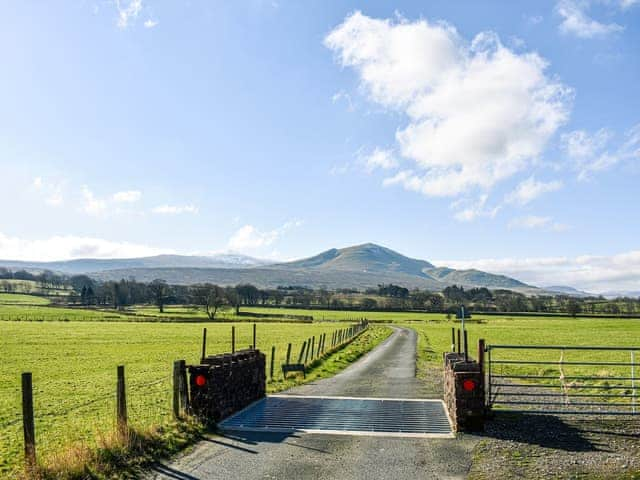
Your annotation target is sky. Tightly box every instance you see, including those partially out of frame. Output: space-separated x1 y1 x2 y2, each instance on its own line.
0 0 638 293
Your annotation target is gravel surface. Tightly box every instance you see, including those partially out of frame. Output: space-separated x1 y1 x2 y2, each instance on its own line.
470 376 640 479
147 327 477 480
469 413 640 479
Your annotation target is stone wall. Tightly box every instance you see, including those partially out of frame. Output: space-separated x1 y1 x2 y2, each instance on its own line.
443 352 485 432
188 349 266 423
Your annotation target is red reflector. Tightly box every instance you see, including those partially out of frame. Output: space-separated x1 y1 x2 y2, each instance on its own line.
463 379 477 392
195 375 207 387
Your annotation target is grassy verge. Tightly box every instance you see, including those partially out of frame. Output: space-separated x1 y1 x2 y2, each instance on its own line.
2 321 389 479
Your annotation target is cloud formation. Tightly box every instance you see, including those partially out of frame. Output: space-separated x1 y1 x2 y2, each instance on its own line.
0 232 172 262
509 215 568 231
505 176 563 205
562 124 640 180
325 12 571 199
362 148 398 172
556 0 623 38
80 186 107 216
116 0 143 29
112 190 142 203
32 177 64 207
152 205 199 215
436 249 640 293
228 220 302 251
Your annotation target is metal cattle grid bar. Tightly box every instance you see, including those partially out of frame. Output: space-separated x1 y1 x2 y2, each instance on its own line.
219 395 454 438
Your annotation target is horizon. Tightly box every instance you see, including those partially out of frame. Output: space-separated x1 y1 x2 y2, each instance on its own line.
0 240 635 294
1 1 639 293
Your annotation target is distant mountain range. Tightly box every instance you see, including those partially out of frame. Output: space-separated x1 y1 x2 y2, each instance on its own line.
0 243 542 293
544 285 594 297
0 253 272 274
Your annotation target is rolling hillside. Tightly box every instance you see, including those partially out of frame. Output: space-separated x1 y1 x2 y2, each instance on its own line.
75 243 540 293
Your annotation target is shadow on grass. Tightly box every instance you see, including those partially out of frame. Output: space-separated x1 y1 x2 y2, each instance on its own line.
481 412 599 452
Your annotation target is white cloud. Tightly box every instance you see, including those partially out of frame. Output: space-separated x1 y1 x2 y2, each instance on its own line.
332 90 355 112
434 249 640 293
362 148 398 172
227 220 302 251
509 215 569 231
526 14 544 25
80 185 107 216
620 0 639 9
144 19 158 28
561 124 640 180
0 232 173 262
556 0 623 38
325 12 572 199
116 0 143 29
152 204 199 215
505 176 563 205
112 190 142 203
452 194 500 222
32 177 64 206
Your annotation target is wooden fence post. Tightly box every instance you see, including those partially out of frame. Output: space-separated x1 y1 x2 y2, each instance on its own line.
304 338 310 364
286 343 292 364
178 359 189 414
270 346 275 379
173 360 181 419
232 326 236 354
297 341 307 364
201 328 207 363
117 365 127 435
21 372 36 469
463 330 469 362
311 336 315 359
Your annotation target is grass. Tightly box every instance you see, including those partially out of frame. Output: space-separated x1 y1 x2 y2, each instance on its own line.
0 304 131 322
131 304 441 323
3 301 639 477
0 280 72 297
0 319 389 477
405 315 640 401
0 293 51 306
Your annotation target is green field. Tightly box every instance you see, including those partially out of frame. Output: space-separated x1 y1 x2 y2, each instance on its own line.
0 280 72 297
0 319 387 476
131 304 440 322
0 293 51 306
2 297 639 477
405 315 640 404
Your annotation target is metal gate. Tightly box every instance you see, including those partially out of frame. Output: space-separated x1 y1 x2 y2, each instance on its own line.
485 344 639 415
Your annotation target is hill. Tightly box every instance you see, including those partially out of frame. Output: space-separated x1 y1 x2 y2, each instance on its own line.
0 253 271 274
81 243 540 293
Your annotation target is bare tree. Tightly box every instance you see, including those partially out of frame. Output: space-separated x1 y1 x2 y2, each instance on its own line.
148 279 168 313
195 284 227 321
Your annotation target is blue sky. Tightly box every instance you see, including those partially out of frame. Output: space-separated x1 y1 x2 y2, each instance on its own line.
0 0 638 292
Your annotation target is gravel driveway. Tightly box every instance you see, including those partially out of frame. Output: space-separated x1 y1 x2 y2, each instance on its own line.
147 327 477 480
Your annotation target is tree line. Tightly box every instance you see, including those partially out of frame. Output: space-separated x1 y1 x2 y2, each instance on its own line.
0 268 639 316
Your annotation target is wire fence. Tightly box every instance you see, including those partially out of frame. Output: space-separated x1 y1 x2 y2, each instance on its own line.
2 319 372 477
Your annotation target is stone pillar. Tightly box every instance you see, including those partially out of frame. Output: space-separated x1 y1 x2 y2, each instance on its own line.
443 352 485 432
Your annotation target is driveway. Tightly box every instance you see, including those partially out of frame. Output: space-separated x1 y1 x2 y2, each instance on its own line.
148 327 477 480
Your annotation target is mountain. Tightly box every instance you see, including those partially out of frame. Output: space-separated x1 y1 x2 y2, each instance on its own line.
275 243 435 276
72 243 539 293
545 285 594 297
0 253 272 274
599 290 640 299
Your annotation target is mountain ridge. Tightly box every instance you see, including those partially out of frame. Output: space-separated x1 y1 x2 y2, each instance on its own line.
0 243 541 293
